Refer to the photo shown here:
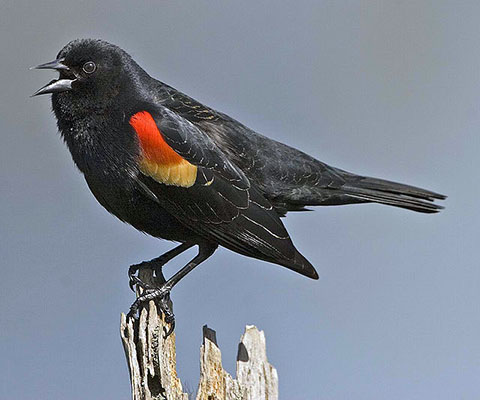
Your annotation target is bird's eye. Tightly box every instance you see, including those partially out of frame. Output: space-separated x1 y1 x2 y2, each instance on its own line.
82 61 96 74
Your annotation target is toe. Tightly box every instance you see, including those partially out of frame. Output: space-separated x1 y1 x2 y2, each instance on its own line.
163 319 175 338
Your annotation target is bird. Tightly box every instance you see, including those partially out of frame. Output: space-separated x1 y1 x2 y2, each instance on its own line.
33 39 445 335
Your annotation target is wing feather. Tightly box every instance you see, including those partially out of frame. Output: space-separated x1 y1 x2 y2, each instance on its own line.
131 106 313 272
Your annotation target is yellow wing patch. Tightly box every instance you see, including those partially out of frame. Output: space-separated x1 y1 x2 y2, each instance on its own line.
139 158 197 188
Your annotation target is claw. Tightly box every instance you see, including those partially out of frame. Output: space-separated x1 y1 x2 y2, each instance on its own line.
128 264 140 292
163 319 175 338
161 296 175 337
129 278 136 292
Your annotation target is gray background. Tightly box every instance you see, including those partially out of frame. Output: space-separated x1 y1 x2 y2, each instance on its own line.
1 1 478 399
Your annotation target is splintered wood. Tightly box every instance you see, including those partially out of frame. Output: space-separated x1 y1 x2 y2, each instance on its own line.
120 302 278 400
121 303 188 400
197 325 278 400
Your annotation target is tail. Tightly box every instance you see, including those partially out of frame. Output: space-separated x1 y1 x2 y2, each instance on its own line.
341 174 446 214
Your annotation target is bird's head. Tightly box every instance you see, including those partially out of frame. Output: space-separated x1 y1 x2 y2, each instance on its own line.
32 39 147 114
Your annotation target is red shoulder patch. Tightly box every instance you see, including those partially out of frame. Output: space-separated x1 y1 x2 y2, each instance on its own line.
130 111 184 165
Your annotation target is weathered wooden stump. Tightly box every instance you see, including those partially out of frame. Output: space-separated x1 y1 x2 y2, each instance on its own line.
120 269 278 399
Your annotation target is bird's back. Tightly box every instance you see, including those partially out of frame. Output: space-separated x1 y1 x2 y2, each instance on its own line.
154 81 445 215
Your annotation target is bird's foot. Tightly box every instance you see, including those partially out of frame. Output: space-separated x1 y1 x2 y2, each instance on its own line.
126 283 175 338
128 261 166 292
129 275 156 291
128 261 149 291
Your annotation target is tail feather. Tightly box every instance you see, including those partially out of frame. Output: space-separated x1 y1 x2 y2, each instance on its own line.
352 176 446 200
342 175 446 214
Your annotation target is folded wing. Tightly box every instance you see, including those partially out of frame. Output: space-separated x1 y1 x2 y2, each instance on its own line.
129 107 318 279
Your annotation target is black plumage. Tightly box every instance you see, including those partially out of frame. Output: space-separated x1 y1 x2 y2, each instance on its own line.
33 39 445 332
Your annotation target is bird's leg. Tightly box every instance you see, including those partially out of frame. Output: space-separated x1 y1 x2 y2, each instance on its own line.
127 243 217 337
128 242 194 291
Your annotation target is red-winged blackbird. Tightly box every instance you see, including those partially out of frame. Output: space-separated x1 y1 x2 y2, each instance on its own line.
33 39 445 334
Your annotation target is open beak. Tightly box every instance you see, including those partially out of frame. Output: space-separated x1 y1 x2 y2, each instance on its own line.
31 58 76 96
